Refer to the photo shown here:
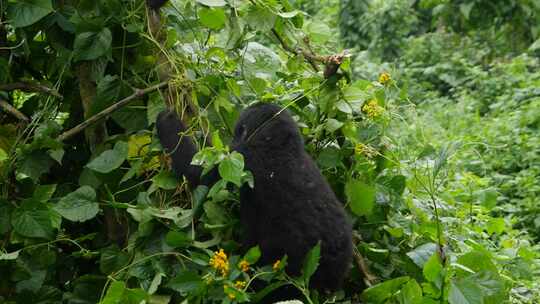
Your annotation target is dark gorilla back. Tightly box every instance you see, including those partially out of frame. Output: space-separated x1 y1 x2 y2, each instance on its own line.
157 103 352 301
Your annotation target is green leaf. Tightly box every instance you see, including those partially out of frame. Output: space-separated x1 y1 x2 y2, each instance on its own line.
48 148 65 164
406 243 437 268
87 141 128 173
196 0 226 6
0 148 7 162
456 251 497 275
218 152 245 187
0 250 20 260
317 147 342 169
325 118 344 133
199 7 226 30
167 271 204 294
101 281 126 304
7 0 53 28
476 189 498 209
336 100 353 114
73 28 113 61
449 279 484 304
16 151 54 182
486 218 505 235
398 279 422 304
100 245 130 274
468 271 506 300
305 21 331 43
204 200 227 226
345 180 375 216
361 276 410 303
459 3 475 20
153 170 178 190
243 246 261 264
33 184 57 202
242 42 281 79
302 242 321 284
423 253 443 287
246 5 276 32
165 231 192 248
11 199 56 239
53 186 100 222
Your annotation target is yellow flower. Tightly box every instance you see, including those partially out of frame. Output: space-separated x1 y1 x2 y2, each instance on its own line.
224 284 237 300
272 259 281 271
238 260 250 272
362 99 384 119
234 280 246 289
209 249 229 276
354 143 367 155
354 143 377 158
378 72 391 85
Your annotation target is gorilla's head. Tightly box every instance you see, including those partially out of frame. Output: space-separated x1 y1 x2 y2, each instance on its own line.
232 103 303 154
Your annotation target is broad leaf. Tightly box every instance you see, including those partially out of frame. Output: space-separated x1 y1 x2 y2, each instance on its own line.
167 271 204 294
199 8 226 30
74 28 112 61
243 246 261 264
218 152 244 187
87 141 128 173
53 186 99 222
11 199 56 239
302 242 321 284
449 279 484 304
7 0 53 28
361 276 410 303
345 179 376 216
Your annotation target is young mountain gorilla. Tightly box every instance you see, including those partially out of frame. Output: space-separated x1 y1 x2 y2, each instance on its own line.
157 103 352 301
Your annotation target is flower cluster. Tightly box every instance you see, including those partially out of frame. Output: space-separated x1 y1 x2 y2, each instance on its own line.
362 99 384 118
354 143 378 158
273 259 281 271
234 280 246 289
224 285 236 300
238 260 250 272
378 72 391 85
209 248 229 276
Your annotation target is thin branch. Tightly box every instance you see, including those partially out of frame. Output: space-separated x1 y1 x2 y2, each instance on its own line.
271 29 350 78
57 81 168 141
271 28 322 72
0 98 29 122
353 234 377 287
0 81 63 100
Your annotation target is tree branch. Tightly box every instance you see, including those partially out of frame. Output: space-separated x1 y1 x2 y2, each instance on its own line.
57 81 168 141
271 29 322 72
271 29 350 78
0 98 29 122
0 81 63 100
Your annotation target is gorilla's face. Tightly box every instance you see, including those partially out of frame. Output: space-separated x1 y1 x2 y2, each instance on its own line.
232 103 303 155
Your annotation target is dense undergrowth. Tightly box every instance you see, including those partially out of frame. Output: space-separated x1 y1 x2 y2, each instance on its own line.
0 0 539 303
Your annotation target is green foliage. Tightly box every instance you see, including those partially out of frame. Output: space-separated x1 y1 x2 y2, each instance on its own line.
0 0 538 303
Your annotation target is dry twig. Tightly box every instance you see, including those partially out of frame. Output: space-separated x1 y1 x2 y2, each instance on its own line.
0 81 63 100
0 98 29 122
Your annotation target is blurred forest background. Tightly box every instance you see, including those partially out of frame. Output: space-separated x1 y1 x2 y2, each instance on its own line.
0 0 539 303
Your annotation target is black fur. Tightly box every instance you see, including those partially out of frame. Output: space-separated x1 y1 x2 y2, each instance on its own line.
146 0 169 9
157 103 353 300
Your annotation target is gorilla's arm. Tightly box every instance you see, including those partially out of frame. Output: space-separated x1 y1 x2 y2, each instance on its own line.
156 110 218 187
